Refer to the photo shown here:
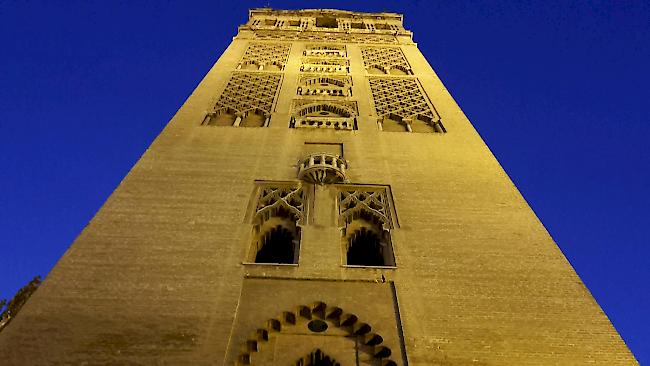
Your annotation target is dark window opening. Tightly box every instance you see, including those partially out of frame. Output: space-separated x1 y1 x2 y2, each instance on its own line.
289 20 300 26
346 228 387 266
350 22 365 29
375 23 391 30
315 16 338 28
295 349 340 366
255 225 297 264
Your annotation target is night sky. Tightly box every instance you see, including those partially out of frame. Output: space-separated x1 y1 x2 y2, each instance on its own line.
1 1 648 362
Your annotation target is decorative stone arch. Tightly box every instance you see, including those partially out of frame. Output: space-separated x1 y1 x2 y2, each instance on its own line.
238 60 283 72
236 301 398 366
368 77 446 133
210 106 271 128
240 60 263 71
387 64 411 76
204 106 239 126
205 72 281 128
295 102 354 118
360 47 413 76
367 65 387 75
249 184 306 264
298 75 352 98
240 108 271 127
239 43 291 71
338 188 396 267
290 101 358 130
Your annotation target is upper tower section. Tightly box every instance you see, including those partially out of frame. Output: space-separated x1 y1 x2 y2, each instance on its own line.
237 8 413 45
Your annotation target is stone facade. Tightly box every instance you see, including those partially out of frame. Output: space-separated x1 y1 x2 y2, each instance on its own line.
0 8 638 366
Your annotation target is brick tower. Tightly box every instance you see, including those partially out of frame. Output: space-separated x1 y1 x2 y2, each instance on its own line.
0 8 637 365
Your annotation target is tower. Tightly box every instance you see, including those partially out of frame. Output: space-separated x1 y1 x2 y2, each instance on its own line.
0 7 637 365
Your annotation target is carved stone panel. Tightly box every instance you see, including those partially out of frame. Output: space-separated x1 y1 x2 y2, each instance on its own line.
204 72 282 127
239 43 291 71
297 75 352 97
367 77 445 133
290 100 358 130
253 30 399 44
361 46 412 75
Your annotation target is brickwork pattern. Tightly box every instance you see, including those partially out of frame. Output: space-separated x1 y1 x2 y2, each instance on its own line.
254 184 305 223
361 46 411 74
338 187 393 230
368 77 439 122
213 72 282 116
254 30 398 44
240 43 291 70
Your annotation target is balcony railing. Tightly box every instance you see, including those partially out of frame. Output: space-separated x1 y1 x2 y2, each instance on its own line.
298 153 349 184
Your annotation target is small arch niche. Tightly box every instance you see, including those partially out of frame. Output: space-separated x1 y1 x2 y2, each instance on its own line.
240 111 266 127
388 67 409 75
264 63 282 72
368 66 386 75
298 104 351 118
207 110 237 126
381 115 409 132
241 62 259 71
410 116 434 133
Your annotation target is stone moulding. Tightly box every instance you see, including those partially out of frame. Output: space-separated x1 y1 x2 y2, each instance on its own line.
298 153 348 184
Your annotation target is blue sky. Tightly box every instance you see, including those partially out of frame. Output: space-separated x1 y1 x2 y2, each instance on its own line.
0 0 648 362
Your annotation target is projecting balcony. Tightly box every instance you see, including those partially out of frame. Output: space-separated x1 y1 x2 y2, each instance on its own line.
298 153 349 184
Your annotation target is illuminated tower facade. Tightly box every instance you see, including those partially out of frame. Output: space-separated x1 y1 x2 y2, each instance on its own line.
0 8 637 366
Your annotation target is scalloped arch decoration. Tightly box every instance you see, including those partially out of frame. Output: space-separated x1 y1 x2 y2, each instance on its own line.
236 301 398 366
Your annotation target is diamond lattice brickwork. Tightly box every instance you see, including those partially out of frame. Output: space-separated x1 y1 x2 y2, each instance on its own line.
361 47 411 75
254 184 306 225
338 188 393 230
240 43 291 70
214 72 282 116
368 77 444 132
254 30 398 44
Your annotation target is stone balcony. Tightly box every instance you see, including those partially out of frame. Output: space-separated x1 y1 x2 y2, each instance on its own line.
298 153 349 184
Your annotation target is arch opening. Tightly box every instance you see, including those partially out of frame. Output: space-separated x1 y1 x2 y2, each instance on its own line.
208 108 238 126
236 302 399 366
294 349 340 366
252 205 301 265
241 110 266 127
297 104 352 118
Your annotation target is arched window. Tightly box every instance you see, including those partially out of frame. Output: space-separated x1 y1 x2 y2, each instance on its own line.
295 349 340 366
347 227 385 266
338 187 396 267
253 208 300 264
248 185 305 265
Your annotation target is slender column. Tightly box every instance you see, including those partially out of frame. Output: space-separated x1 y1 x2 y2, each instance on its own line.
202 112 213 126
